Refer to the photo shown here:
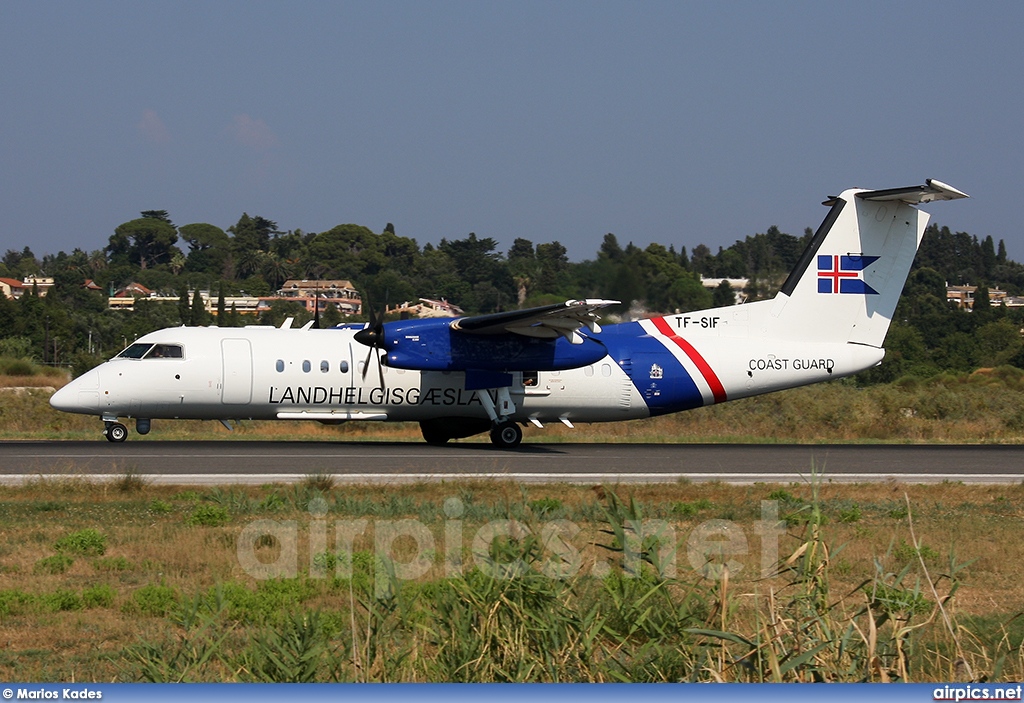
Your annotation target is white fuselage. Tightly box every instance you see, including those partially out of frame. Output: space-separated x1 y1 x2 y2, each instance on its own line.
52 326 650 425
51 315 884 428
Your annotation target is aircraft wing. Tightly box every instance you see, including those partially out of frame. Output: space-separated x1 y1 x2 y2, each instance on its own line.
449 299 620 344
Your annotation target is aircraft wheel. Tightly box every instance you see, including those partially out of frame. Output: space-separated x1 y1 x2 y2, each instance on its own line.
105 422 128 443
489 420 523 449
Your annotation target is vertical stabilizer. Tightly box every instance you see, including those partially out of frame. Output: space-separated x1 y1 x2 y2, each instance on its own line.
765 179 968 347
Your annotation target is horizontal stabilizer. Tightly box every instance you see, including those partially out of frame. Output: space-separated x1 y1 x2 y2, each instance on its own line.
854 178 969 204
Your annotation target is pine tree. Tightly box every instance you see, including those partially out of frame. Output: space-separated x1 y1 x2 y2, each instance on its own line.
191 290 208 326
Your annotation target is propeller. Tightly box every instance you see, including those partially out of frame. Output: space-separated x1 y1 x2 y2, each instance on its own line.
354 291 386 388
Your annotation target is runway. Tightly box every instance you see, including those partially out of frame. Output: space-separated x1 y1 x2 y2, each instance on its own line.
0 441 1021 484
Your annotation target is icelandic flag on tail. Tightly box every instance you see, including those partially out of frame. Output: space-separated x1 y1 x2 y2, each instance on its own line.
817 255 880 295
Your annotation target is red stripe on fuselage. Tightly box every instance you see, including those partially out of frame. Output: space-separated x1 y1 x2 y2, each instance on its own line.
651 317 727 404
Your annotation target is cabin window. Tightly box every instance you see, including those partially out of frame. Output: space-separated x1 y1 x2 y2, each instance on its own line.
276 359 285 372
144 344 183 359
601 364 612 377
320 360 329 373
340 360 350 373
117 343 152 359
584 366 594 377
302 360 311 373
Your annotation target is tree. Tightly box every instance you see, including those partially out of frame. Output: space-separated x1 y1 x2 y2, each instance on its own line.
261 252 294 291
306 224 385 279
536 241 570 295
320 302 343 328
689 244 713 275
507 238 537 306
190 289 208 326
108 217 179 270
141 210 174 226
216 283 226 326
229 213 278 257
712 280 735 307
973 284 991 321
178 287 190 325
179 223 231 275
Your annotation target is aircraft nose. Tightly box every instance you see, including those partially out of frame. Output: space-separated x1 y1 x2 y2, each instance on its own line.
49 367 102 414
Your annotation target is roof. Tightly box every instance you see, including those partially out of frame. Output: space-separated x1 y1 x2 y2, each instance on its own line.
280 279 356 290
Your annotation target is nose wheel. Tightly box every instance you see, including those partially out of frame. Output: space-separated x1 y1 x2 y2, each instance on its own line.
489 419 523 448
104 422 128 443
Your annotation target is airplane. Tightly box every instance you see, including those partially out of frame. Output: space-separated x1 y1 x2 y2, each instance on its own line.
50 179 968 448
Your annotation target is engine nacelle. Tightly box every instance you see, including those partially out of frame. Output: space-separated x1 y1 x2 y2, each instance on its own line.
382 318 609 372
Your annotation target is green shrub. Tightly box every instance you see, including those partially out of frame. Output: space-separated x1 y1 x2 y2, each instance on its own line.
34 554 74 574
311 551 337 573
888 505 909 520
149 500 172 514
893 539 940 564
868 582 931 618
529 497 562 516
259 492 286 512
0 589 33 617
838 505 862 523
0 337 35 360
766 489 796 503
3 359 36 376
83 584 116 608
671 498 713 517
186 504 230 527
209 578 319 624
93 556 132 572
126 584 179 616
41 589 83 612
54 528 106 556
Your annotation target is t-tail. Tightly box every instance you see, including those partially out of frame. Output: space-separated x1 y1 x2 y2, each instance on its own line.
632 179 969 410
764 178 969 347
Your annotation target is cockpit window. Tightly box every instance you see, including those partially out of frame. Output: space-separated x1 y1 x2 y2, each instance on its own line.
117 343 153 359
145 344 184 359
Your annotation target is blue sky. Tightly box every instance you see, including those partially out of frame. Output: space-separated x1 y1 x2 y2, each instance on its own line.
1 1 1020 263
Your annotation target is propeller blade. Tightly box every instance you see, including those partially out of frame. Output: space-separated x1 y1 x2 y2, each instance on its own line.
361 345 374 381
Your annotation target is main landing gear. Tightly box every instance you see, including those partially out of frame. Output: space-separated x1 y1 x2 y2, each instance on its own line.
489 418 523 449
477 387 524 449
417 388 526 449
104 421 128 443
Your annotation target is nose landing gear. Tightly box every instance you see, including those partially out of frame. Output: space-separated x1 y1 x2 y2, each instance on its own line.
104 421 128 443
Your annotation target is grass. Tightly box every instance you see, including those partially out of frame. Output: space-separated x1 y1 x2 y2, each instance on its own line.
1 477 1023 681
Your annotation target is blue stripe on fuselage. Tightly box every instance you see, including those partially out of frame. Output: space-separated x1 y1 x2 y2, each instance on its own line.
594 321 705 415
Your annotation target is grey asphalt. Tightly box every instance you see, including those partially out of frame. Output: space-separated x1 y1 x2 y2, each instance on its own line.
0 441 1021 484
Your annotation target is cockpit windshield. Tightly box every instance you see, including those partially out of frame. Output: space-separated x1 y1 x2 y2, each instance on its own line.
117 343 152 359
115 343 184 359
145 344 183 359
